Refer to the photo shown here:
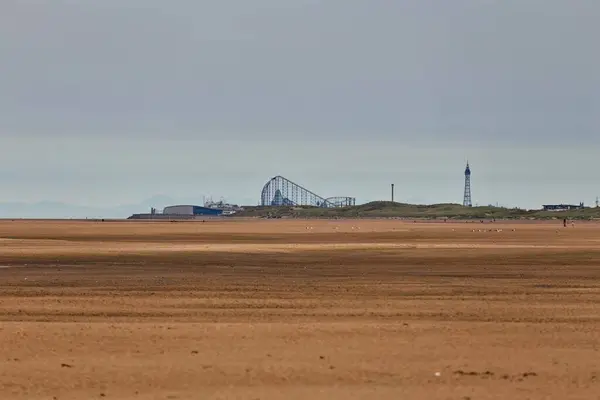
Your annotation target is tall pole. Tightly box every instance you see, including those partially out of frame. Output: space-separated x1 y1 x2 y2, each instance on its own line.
391 183 395 202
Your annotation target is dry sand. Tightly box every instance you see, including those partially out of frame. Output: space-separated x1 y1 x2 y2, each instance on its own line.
0 219 599 399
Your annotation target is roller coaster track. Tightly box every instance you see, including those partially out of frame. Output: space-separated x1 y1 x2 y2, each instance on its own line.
260 175 355 208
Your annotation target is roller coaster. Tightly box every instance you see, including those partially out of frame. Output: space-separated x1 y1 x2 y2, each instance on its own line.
260 175 356 208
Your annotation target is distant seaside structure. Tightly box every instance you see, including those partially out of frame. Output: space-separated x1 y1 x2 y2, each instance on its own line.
260 175 355 207
128 198 241 219
542 203 584 211
463 162 472 207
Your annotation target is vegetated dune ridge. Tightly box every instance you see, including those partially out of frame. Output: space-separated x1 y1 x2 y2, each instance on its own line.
0 219 599 400
235 200 600 219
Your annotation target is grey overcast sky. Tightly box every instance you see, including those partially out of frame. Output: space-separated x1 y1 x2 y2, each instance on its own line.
1 0 599 212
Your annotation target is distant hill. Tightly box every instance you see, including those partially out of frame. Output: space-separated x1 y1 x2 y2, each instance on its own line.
3 199 599 220
235 201 600 220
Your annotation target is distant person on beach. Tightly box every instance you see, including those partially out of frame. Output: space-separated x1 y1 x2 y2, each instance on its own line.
563 218 567 228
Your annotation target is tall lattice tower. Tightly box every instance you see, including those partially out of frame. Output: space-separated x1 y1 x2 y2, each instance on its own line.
463 161 472 207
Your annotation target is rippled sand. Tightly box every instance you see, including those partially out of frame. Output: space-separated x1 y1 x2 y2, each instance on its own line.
1 219 599 399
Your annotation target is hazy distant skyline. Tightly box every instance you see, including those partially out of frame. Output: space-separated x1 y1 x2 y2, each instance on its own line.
1 1 599 215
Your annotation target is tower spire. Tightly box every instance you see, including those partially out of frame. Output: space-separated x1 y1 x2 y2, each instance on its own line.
463 161 472 207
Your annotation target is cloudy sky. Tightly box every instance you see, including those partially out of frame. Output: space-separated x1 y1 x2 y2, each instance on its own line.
1 0 598 213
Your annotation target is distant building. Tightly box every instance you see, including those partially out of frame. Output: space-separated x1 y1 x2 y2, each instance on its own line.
542 202 585 211
128 203 228 219
204 198 242 215
163 205 223 216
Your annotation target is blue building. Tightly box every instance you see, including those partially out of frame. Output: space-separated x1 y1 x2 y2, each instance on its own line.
162 205 223 216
